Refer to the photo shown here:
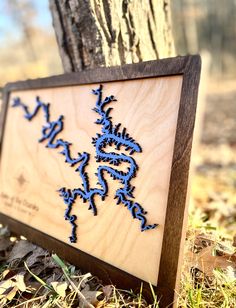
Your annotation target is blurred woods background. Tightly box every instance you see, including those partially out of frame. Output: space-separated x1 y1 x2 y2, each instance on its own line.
172 0 236 144
0 0 62 87
0 0 235 145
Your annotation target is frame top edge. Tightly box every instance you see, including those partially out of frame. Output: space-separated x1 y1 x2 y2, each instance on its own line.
3 55 201 93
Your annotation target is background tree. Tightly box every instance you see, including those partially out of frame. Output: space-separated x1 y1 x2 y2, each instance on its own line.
49 0 175 72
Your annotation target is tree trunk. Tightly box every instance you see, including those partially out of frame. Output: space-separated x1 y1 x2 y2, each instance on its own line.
49 0 175 72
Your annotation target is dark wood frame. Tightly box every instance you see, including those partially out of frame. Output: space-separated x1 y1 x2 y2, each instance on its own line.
0 55 201 307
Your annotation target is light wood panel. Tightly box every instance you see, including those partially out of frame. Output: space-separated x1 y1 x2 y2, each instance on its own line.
0 76 182 285
0 57 201 307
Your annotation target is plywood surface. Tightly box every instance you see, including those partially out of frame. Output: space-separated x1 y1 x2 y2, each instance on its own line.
0 76 183 285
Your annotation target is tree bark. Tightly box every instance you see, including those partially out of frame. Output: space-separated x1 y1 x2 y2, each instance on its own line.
49 0 175 72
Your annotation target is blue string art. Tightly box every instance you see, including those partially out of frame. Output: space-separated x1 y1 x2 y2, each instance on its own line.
12 85 158 243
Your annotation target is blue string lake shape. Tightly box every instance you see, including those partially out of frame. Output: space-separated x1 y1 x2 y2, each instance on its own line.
12 85 158 243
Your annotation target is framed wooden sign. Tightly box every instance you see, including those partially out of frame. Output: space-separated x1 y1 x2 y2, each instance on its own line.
0 56 201 307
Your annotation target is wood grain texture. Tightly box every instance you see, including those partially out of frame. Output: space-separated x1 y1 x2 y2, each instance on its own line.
0 56 201 307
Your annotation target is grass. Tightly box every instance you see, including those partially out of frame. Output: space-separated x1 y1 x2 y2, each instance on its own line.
178 266 236 307
177 144 236 307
